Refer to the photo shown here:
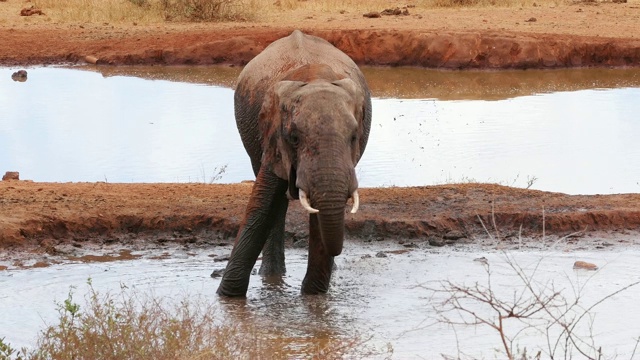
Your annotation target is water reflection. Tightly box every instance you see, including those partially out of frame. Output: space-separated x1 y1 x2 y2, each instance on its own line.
1 66 639 194
2 245 640 358
87 65 640 100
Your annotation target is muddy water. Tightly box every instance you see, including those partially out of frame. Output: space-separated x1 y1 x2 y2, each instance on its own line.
2 242 640 358
2 66 640 194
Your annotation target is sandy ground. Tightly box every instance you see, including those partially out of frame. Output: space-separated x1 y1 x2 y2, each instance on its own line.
1 0 640 261
1 1 640 67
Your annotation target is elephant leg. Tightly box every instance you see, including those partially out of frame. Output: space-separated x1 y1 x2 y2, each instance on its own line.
258 190 288 276
301 214 335 295
217 168 288 297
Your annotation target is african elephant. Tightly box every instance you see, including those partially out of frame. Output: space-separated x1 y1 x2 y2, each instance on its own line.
216 30 372 297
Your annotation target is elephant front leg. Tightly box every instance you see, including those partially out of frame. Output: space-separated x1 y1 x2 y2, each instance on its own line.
301 214 334 294
258 191 288 276
217 169 288 297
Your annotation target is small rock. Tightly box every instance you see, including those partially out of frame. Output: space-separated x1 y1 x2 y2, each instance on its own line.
573 261 598 270
251 268 257 275
20 6 45 16
443 230 466 240
361 254 372 259
212 254 229 262
85 55 99 64
11 71 27 82
292 238 309 249
210 268 225 278
381 7 403 16
363 11 381 18
473 257 488 265
525 17 537 22
2 171 19 181
375 251 387 258
428 236 446 247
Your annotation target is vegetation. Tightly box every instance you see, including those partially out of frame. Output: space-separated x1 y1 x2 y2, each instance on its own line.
0 279 385 360
420 210 640 359
424 252 640 359
30 0 565 24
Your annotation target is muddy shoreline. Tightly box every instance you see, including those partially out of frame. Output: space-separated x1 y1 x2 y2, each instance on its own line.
1 2 640 69
2 28 640 69
2 181 639 259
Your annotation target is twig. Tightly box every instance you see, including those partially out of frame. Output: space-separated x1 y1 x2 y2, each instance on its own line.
630 336 640 360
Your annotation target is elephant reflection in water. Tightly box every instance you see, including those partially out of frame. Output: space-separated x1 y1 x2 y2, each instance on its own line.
216 30 372 297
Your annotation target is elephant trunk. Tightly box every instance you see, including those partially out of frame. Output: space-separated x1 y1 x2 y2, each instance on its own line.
306 142 357 256
317 198 347 256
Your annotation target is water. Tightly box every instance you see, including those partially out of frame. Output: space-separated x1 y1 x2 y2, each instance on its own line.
2 243 640 358
2 66 640 194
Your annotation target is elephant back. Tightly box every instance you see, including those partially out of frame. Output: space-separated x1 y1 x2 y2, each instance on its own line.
234 30 371 176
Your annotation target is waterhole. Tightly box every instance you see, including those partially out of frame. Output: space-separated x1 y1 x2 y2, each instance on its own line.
1 243 640 358
1 66 640 194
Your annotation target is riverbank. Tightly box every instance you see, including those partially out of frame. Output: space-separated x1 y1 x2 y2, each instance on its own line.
1 1 639 68
2 180 639 259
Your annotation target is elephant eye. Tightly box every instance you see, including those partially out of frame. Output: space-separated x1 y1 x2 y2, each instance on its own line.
350 133 357 145
288 130 300 147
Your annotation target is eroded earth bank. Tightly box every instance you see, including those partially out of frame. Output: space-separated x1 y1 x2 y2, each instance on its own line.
1 180 640 269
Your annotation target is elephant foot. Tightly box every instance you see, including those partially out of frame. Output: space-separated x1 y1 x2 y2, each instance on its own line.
258 258 286 276
301 278 331 295
301 256 334 295
216 268 251 297
216 282 248 298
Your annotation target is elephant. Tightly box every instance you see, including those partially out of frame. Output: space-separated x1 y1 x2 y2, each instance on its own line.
216 30 372 297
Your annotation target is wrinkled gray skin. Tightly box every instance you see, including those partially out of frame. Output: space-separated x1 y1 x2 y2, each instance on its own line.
216 30 372 297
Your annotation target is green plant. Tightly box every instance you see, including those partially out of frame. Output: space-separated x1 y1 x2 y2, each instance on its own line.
0 337 28 360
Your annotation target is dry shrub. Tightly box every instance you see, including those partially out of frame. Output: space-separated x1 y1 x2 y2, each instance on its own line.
32 0 163 23
2 279 386 360
160 0 257 21
29 0 571 23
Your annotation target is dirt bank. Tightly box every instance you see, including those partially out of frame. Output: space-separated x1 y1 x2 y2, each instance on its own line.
1 2 640 68
2 180 639 252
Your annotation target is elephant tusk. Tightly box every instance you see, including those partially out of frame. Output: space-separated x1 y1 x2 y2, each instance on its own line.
299 189 319 214
350 190 360 214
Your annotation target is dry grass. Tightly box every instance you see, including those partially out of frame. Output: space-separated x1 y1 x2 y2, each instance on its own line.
0 279 386 360
31 0 163 23
27 0 568 24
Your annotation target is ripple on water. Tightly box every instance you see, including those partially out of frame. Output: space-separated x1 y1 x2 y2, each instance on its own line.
4 243 640 358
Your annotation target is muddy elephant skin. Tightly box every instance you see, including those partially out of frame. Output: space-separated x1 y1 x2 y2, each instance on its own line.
216 30 372 297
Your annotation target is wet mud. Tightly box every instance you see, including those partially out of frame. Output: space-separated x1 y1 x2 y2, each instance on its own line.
1 181 639 254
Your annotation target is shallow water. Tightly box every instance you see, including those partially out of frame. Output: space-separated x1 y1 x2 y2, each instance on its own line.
2 66 640 194
1 243 640 358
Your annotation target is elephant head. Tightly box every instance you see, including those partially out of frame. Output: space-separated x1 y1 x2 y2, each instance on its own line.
260 65 367 257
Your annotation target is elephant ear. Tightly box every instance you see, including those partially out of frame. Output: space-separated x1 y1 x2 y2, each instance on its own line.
331 77 367 159
332 77 365 121
259 80 306 180
331 78 358 98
